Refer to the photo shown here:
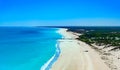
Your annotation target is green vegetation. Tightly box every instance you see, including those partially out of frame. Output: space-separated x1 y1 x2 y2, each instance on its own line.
77 31 120 49
67 27 120 50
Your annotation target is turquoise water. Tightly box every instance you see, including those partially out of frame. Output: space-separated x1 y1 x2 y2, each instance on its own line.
0 27 62 70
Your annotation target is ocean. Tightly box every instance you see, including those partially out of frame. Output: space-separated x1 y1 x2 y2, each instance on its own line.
0 27 62 70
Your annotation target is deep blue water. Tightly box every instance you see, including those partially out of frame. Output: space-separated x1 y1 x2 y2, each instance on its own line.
0 27 62 70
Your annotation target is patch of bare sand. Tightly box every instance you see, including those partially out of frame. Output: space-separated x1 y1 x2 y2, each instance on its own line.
51 28 110 70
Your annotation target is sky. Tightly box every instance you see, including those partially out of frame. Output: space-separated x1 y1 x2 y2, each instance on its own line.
0 0 120 26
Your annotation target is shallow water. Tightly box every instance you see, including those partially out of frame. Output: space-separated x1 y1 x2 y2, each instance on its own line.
0 27 62 70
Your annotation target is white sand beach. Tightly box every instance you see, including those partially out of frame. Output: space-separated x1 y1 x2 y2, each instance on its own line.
51 28 110 70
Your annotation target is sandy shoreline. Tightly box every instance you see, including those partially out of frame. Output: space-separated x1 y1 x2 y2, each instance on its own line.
51 28 110 70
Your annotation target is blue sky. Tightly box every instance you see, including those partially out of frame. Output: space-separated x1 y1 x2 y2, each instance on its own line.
0 0 120 26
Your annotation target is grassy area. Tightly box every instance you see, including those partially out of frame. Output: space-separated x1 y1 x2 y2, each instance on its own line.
77 31 120 50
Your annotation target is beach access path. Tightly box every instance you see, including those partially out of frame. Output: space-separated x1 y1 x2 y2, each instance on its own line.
51 28 110 70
